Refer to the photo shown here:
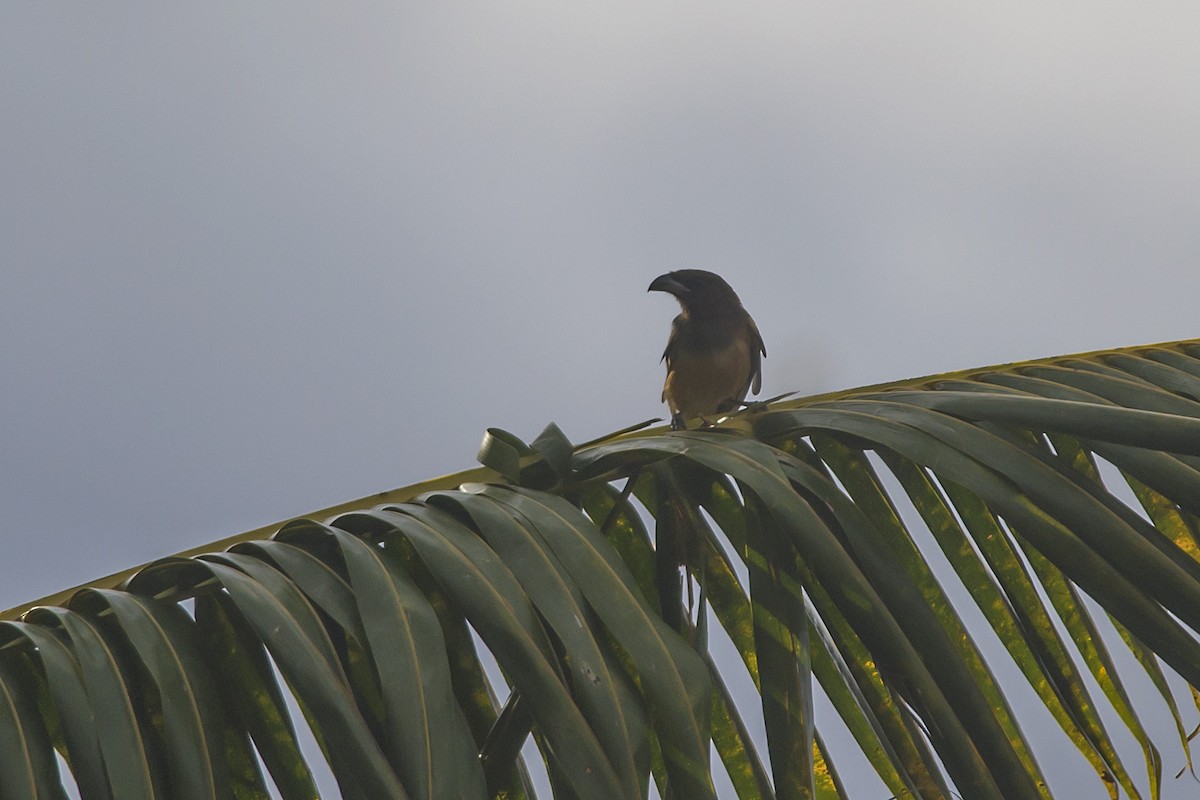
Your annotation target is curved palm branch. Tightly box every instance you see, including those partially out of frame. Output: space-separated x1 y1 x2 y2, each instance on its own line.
4 339 1200 799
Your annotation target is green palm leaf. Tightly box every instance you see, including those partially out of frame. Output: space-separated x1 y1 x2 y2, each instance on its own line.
4 338 1200 798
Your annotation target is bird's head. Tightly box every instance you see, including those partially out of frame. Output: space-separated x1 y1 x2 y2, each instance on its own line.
648 269 744 317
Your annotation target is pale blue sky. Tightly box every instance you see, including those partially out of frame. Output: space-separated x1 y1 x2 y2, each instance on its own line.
4 3 1200 796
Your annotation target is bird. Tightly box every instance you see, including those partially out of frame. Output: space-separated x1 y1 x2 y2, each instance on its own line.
648 269 765 430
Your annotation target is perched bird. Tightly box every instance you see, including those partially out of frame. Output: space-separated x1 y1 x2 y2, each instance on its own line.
648 270 766 430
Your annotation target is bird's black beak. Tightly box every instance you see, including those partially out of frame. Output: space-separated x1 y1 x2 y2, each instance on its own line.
648 273 689 296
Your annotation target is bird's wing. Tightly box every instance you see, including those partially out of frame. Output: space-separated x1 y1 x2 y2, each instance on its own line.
746 314 766 396
661 315 685 402
661 314 686 367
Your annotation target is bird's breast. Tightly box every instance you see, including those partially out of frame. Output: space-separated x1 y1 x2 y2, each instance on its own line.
664 335 753 418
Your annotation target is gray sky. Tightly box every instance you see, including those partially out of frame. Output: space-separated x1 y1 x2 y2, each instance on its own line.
4 3 1200 797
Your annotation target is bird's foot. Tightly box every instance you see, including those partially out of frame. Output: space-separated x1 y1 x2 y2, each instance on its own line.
669 413 687 431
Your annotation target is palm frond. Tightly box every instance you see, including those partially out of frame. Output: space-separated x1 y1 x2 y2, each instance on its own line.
5 339 1200 798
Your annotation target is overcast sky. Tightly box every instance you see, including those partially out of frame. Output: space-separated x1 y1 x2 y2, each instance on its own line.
4 3 1200 796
